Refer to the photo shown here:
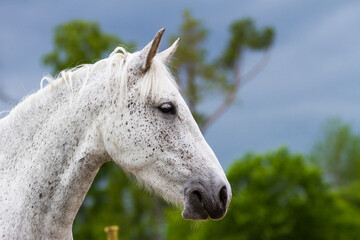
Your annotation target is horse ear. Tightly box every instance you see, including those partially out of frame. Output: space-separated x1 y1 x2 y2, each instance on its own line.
157 38 180 65
138 28 165 73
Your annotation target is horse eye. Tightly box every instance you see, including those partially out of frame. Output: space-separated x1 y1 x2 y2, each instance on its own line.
158 102 176 115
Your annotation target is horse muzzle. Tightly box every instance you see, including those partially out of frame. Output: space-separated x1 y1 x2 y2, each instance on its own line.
181 179 231 220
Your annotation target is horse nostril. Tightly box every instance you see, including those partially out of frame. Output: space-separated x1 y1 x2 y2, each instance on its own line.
192 190 203 203
219 186 228 208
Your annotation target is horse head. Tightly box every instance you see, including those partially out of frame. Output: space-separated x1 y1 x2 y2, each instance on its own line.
101 29 231 220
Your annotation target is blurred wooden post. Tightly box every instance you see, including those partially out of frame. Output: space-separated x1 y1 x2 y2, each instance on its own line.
104 225 119 240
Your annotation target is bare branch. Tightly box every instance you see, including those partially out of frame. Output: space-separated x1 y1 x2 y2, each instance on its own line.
201 50 272 132
238 50 272 89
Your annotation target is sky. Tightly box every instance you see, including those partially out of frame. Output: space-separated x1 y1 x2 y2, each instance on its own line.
0 0 359 169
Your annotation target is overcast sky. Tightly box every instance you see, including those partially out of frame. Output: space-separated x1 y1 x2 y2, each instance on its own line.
0 0 359 169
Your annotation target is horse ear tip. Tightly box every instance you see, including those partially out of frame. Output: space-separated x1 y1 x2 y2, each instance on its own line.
158 28 165 35
153 28 165 42
171 38 180 49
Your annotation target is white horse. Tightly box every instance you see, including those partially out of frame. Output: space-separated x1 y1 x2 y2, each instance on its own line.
0 29 231 239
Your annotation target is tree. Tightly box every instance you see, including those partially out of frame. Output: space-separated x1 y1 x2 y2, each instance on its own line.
311 118 360 213
311 118 360 187
167 148 360 240
169 10 274 131
43 20 135 74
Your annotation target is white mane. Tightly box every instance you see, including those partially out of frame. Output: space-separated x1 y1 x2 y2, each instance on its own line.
40 46 178 102
40 47 130 100
2 46 178 121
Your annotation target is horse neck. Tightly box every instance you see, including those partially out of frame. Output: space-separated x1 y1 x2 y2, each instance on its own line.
0 73 111 238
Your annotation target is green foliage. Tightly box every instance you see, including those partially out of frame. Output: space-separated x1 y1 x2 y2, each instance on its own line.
337 180 360 211
311 118 360 223
167 147 360 240
221 18 274 69
43 20 135 74
311 118 360 187
73 162 167 239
